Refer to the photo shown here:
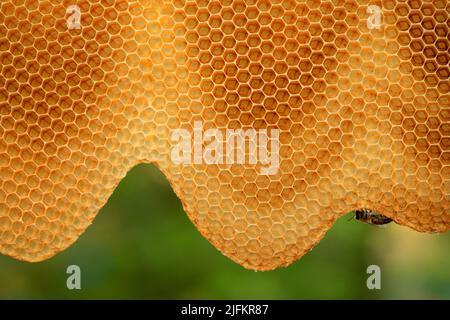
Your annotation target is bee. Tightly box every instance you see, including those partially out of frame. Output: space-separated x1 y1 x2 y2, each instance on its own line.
353 208 393 226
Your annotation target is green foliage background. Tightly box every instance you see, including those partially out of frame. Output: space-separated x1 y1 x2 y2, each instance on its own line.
0 165 449 299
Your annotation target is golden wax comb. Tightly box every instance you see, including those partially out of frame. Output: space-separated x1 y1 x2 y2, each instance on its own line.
0 0 448 270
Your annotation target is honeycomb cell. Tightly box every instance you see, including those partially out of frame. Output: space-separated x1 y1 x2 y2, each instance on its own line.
0 0 449 271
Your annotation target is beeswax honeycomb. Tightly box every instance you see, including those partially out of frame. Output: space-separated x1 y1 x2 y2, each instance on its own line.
0 0 448 270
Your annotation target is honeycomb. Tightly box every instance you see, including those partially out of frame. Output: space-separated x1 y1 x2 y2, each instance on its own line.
0 0 448 271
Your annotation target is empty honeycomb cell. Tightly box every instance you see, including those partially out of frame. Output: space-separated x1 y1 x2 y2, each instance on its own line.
0 0 449 271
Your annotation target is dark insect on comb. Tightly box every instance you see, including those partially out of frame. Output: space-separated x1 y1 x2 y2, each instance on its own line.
354 209 393 226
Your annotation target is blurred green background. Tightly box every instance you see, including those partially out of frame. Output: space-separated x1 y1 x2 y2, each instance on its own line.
0 164 449 299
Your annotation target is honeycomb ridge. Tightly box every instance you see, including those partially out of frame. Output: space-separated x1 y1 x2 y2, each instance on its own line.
0 0 448 270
